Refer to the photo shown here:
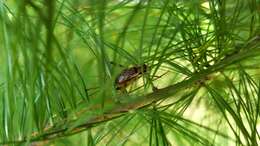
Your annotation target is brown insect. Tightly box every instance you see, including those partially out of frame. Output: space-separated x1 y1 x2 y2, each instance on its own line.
115 64 147 90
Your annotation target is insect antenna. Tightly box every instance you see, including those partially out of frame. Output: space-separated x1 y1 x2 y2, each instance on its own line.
110 61 125 68
128 70 170 93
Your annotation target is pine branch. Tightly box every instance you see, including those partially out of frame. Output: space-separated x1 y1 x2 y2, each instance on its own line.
2 37 259 144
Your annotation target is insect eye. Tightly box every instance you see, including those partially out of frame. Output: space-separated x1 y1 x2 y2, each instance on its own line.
142 64 147 72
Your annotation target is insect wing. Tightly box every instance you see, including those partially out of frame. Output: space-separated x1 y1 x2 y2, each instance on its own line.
116 68 139 83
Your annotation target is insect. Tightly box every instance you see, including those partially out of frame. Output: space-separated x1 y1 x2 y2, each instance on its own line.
115 64 147 91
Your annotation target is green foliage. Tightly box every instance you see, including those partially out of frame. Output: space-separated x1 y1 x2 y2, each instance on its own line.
0 0 260 145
